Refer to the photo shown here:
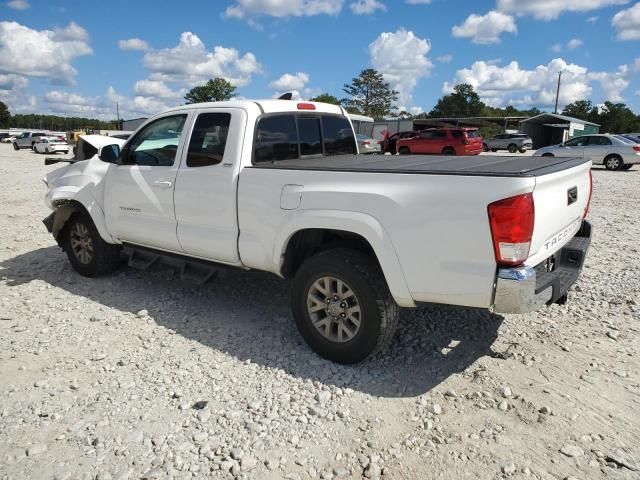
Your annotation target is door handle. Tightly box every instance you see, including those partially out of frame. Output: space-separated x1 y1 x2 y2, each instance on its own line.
153 180 173 188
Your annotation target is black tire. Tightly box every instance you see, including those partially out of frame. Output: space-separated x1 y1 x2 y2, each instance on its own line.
482 143 489 152
62 212 122 277
291 249 399 364
31 142 36 151
604 155 623 171
542 153 554 157
398 147 410 155
507 144 518 153
12 142 19 151
442 147 456 156
622 164 633 171
490 149 497 152
519 148 527 153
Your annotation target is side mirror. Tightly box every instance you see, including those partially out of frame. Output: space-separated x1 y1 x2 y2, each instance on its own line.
99 144 121 163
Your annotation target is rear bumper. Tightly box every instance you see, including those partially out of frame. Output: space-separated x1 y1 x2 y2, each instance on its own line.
492 220 592 314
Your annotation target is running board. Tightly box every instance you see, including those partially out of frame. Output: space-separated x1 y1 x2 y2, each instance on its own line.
122 243 237 285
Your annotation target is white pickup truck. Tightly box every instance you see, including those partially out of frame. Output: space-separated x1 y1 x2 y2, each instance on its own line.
43 100 593 363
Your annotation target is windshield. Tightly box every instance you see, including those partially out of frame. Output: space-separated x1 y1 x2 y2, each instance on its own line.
615 135 636 144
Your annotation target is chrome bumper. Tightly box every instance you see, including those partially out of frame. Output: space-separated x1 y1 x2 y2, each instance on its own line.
492 266 552 314
492 220 592 315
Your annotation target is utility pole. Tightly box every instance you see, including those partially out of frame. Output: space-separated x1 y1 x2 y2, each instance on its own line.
116 101 121 129
554 71 562 114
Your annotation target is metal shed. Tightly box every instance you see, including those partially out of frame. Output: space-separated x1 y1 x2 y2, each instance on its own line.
520 113 600 149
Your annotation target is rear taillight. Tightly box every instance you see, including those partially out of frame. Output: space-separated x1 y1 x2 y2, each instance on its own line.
488 193 535 267
633 145 640 152
584 170 593 218
363 141 370 145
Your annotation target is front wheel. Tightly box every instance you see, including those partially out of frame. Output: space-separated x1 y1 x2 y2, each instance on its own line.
622 164 633 171
442 147 456 156
12 143 19 151
483 143 489 152
604 155 622 171
291 249 399 364
507 144 518 153
398 147 410 155
62 212 122 277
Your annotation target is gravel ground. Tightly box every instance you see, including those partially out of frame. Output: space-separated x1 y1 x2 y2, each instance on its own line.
1 145 639 480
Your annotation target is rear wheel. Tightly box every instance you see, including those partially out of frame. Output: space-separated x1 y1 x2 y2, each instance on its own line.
62 212 122 277
31 142 36 151
291 249 399 364
482 143 489 152
507 144 518 153
519 148 527 153
442 147 456 156
398 147 410 155
622 164 633 170
12 143 18 151
604 155 622 171
490 148 497 152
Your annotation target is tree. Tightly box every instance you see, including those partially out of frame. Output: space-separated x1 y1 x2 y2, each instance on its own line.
308 93 340 105
429 84 485 118
0 101 10 128
341 69 398 119
597 102 640 133
184 78 236 104
562 100 599 123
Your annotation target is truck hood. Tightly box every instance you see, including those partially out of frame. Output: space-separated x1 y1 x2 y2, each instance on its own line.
45 156 110 190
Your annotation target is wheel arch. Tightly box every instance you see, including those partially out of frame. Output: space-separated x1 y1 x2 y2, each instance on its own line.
275 215 415 307
49 192 116 245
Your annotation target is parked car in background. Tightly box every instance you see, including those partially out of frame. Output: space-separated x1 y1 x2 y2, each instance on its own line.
34 137 70 155
0 133 15 143
13 132 49 150
621 133 640 144
534 134 640 170
484 133 533 153
396 128 483 156
356 133 381 154
381 131 417 154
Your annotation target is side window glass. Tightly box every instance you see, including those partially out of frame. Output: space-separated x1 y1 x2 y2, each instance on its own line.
565 137 586 147
297 117 322 157
186 113 231 167
127 115 187 167
255 115 298 163
322 116 357 156
452 130 463 138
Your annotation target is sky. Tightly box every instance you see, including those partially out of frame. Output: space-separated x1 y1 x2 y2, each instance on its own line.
0 0 639 120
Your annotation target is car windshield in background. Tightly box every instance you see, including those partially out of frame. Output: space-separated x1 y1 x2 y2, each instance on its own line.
615 135 636 144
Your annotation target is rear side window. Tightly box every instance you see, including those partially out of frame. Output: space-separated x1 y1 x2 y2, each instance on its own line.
452 130 463 138
588 136 611 146
322 116 357 156
186 113 231 167
255 115 299 163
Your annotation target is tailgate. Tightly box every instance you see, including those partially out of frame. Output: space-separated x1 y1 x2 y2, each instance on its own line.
527 160 592 266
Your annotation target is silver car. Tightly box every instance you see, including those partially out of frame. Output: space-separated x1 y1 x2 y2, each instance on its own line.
484 133 533 153
356 134 381 155
534 134 640 171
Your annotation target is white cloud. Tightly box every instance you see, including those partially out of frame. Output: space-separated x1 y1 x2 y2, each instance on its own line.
436 54 453 63
133 79 182 99
143 32 261 87
225 0 343 19
612 2 640 40
497 0 629 20
452 11 517 44
0 73 27 91
552 38 584 51
369 28 432 108
0 21 92 86
586 15 599 22
269 72 310 91
350 0 386 14
567 38 584 49
7 0 29 9
587 65 629 102
444 58 630 108
118 38 150 51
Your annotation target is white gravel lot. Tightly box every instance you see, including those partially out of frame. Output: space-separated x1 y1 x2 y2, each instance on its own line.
1 145 639 480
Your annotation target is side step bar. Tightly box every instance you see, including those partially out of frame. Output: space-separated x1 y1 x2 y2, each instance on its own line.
122 243 242 285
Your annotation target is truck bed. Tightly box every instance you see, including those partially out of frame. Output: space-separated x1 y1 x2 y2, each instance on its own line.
251 154 589 178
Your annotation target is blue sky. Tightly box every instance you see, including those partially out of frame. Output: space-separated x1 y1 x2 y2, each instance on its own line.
0 0 639 119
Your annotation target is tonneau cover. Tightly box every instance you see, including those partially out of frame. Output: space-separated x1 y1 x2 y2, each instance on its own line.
251 154 589 178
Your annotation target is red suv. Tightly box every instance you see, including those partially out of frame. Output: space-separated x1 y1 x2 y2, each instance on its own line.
396 128 483 156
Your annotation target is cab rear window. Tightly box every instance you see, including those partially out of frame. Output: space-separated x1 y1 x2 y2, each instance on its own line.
466 130 480 138
254 114 356 163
